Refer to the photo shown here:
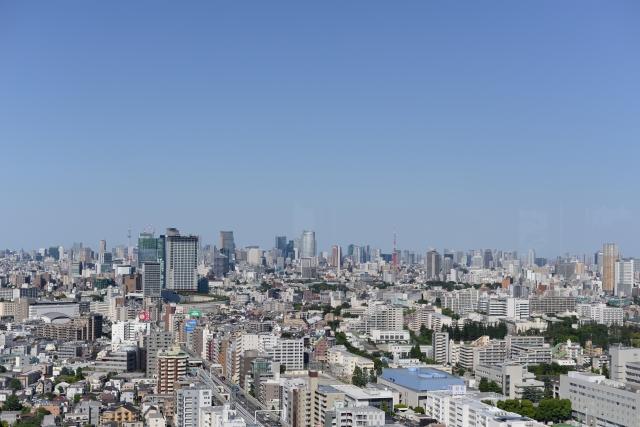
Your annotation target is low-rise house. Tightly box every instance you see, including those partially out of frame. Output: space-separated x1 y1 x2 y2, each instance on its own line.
99 402 141 424
66 382 87 400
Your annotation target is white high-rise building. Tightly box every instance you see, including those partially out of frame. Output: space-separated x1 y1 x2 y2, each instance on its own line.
300 230 316 259
614 258 634 297
165 228 200 292
175 385 212 427
433 332 450 364
528 248 536 267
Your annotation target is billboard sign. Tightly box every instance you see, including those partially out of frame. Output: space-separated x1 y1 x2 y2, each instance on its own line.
138 311 150 321
189 310 201 317
184 326 195 332
187 319 197 326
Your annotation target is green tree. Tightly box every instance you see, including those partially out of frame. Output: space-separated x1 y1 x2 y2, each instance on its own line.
0 366 6 373
409 344 422 360
3 393 23 411
413 406 425 414
60 367 70 376
352 366 365 387
542 377 553 399
601 363 609 379
487 380 502 394
380 401 389 415
478 377 489 392
74 393 81 404
8 378 22 391
279 364 286 374
519 400 536 418
520 386 544 403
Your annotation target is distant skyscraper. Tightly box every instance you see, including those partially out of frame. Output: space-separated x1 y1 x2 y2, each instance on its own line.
615 258 634 297
48 247 60 261
426 250 441 279
275 236 287 256
142 262 162 297
603 243 618 295
331 246 341 267
99 240 106 253
219 231 235 259
165 228 200 292
72 242 83 260
138 233 159 265
300 230 316 259
528 248 536 268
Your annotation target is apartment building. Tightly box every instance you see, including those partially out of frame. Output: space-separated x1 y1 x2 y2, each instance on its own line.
157 345 189 394
405 309 452 332
354 304 403 333
175 385 212 427
458 337 507 370
528 296 575 314
577 303 624 326
442 288 479 315
264 338 304 371
327 345 375 378
560 371 640 427
325 406 385 427
426 388 547 427
280 372 318 427
433 332 450 364
475 363 543 399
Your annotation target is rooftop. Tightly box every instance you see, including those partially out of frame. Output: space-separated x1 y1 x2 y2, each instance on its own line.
380 367 464 392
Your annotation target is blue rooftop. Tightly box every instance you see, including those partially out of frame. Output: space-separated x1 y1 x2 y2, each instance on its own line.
380 367 464 391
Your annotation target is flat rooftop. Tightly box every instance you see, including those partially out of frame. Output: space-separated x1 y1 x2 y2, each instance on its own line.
380 367 464 392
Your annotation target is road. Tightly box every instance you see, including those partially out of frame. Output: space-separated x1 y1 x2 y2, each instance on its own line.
182 345 287 427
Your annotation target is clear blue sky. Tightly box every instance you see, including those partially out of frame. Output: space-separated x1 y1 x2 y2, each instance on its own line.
1 2 639 257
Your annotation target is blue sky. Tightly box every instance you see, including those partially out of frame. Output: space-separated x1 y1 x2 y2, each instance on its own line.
1 2 639 257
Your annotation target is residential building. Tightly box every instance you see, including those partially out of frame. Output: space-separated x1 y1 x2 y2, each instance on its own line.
602 243 618 295
165 228 200 292
142 262 162 297
199 404 246 427
157 345 189 394
175 385 212 427
528 296 575 315
326 406 385 427
433 332 449 364
475 363 543 399
577 303 624 326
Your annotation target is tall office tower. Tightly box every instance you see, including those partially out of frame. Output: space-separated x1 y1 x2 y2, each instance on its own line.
165 228 200 292
527 248 536 267
99 240 107 253
352 246 362 264
72 242 83 260
175 385 212 427
212 252 229 278
286 240 294 259
48 247 60 261
300 230 316 259
442 257 454 277
596 250 604 273
331 246 341 267
363 245 370 263
275 236 287 256
426 250 441 279
483 249 493 269
370 247 381 263
78 247 92 264
219 231 235 259
615 259 634 297
157 345 189 394
603 243 618 295
142 262 162 297
138 233 158 265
